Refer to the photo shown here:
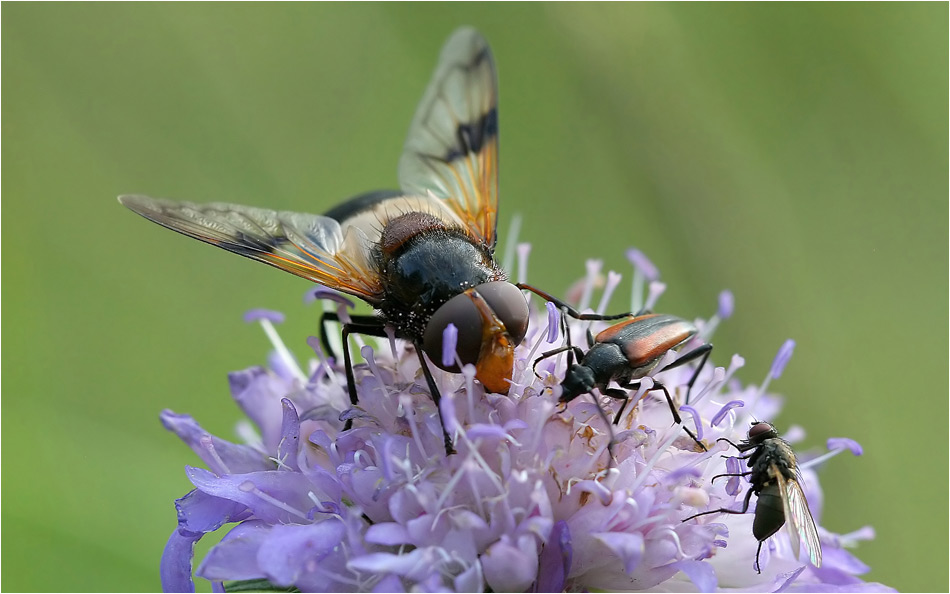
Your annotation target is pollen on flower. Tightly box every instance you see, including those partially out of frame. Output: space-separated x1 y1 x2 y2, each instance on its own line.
159 250 892 593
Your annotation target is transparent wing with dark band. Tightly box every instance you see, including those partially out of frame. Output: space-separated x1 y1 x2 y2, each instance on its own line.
398 27 499 249
118 194 384 302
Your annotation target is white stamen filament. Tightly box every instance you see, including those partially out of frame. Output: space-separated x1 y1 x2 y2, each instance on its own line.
258 318 307 382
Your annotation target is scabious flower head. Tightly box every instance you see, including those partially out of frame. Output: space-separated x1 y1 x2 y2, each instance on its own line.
160 250 892 593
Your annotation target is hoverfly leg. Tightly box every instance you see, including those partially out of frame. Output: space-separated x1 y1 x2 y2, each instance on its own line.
339 320 391 431
320 311 382 362
413 344 456 456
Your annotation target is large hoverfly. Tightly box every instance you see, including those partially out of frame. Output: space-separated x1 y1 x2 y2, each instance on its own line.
683 422 823 573
120 28 622 453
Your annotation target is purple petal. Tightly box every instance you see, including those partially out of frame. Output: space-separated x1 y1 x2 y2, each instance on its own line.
626 248 659 281
454 562 483 593
243 309 285 324
772 566 806 592
593 531 644 574
770 339 796 378
827 437 863 456
466 423 509 441
197 521 270 582
670 559 717 592
724 456 744 495
717 290 734 319
482 537 538 593
160 410 269 474
667 466 702 481
365 522 411 546
348 549 427 575
257 520 346 585
545 301 559 343
176 489 250 534
373 574 406 593
277 399 301 471
535 520 571 593
161 529 200 593
187 467 315 524
228 367 291 452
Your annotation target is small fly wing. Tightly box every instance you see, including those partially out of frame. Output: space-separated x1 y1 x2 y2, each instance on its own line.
770 463 801 562
119 195 384 303
398 27 500 249
785 475 823 568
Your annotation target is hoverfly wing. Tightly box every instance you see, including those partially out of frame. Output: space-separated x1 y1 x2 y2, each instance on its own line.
784 474 823 568
118 194 384 303
398 27 499 249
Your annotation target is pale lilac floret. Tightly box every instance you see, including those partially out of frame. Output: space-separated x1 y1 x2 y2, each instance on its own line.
626 248 659 281
242 309 285 324
717 290 734 320
827 437 863 457
770 339 796 379
442 323 458 368
159 250 891 593
545 301 559 343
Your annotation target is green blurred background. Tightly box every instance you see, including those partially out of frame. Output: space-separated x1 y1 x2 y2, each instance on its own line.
3 4 945 592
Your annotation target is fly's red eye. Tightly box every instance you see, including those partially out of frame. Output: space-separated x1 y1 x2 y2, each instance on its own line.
748 422 775 439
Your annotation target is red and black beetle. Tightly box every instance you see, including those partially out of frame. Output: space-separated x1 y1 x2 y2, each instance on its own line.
537 312 713 450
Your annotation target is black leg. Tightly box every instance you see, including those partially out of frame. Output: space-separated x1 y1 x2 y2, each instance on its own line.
584 392 617 464
623 381 706 451
319 311 383 361
682 485 755 522
517 283 633 322
710 470 753 483
602 387 630 425
532 344 585 379
339 320 391 430
654 343 713 405
755 541 764 574
413 343 455 456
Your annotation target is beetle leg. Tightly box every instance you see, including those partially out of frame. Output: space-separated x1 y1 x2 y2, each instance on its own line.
627 381 707 451
656 343 713 405
602 387 630 425
517 283 633 321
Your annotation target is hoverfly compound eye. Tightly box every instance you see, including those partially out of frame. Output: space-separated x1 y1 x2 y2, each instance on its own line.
423 292 484 372
474 281 529 347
